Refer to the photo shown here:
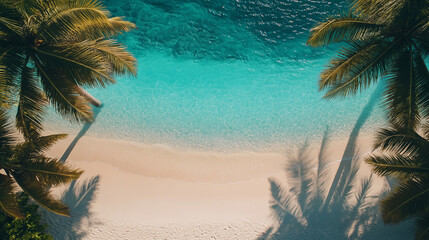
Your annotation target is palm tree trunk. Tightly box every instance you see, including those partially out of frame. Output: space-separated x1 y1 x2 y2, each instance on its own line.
76 86 102 107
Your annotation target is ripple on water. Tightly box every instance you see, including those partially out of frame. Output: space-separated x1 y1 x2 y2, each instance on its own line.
45 0 386 151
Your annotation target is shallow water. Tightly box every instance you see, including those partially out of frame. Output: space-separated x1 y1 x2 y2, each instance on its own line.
46 0 386 151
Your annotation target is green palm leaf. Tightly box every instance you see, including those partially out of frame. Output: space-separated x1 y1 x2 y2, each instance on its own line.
16 66 47 139
380 177 429 224
34 47 115 87
0 16 23 36
366 154 429 177
414 51 429 119
352 0 407 24
308 15 381 47
0 175 23 219
320 39 399 97
0 66 16 109
384 48 420 130
71 38 137 76
67 16 136 41
12 173 70 216
25 134 68 152
0 107 14 149
34 0 110 41
374 127 427 156
33 56 93 122
20 156 82 186
0 47 26 78
12 134 68 162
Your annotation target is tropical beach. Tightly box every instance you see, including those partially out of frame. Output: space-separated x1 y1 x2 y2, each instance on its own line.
1 0 428 239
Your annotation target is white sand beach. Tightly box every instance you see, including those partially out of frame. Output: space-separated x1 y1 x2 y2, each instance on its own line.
40 131 409 240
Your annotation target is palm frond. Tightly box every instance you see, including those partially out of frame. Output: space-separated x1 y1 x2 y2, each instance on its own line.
380 177 429 224
423 123 429 140
308 14 382 47
0 0 20 21
33 0 108 40
0 65 16 108
34 47 115 87
0 174 23 219
0 16 23 36
18 0 55 17
352 0 407 24
0 47 26 77
66 38 137 76
373 127 427 156
0 108 14 150
16 66 47 139
366 154 428 178
33 56 93 122
384 48 420 130
68 16 136 41
320 39 399 98
106 16 136 34
27 134 68 152
414 51 429 119
12 134 68 162
20 156 82 186
34 0 134 43
12 173 70 216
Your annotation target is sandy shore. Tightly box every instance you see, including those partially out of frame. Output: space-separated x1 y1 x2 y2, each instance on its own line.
39 130 404 240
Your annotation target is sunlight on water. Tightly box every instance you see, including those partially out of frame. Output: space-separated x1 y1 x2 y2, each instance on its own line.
45 0 387 151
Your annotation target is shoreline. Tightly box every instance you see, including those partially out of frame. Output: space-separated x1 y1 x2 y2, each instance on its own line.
46 130 378 183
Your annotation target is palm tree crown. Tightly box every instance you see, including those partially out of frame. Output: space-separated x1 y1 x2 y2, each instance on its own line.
0 108 82 219
307 0 429 131
0 0 136 140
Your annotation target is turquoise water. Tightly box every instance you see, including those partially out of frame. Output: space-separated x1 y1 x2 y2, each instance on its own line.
47 0 386 150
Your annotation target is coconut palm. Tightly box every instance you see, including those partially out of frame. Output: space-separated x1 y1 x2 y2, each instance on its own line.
307 0 429 131
0 0 136 140
366 125 429 240
0 108 82 219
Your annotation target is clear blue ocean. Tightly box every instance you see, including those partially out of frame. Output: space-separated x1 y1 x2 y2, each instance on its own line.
46 0 386 151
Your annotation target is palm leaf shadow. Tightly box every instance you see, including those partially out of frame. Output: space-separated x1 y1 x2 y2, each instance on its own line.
41 176 101 240
257 83 413 239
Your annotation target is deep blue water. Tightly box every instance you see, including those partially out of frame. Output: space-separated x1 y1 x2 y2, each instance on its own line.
46 0 386 151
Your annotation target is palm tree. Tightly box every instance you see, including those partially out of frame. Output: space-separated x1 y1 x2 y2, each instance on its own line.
307 0 429 131
0 0 136 140
366 125 429 240
0 108 82 219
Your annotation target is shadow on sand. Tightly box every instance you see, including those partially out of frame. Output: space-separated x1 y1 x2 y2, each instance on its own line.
60 105 103 162
41 176 101 240
257 83 414 240
42 106 103 239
